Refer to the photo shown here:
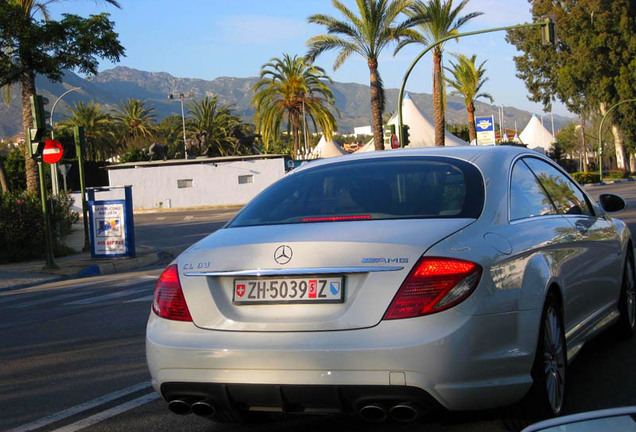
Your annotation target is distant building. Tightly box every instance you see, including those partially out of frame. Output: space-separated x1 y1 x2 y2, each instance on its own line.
72 155 288 211
353 125 373 136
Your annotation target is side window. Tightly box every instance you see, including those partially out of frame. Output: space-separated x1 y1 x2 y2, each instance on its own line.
524 158 594 217
510 160 558 220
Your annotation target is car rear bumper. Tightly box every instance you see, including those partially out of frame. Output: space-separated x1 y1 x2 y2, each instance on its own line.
146 308 541 412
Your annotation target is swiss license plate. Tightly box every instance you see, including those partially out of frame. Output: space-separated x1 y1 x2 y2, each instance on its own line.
233 277 344 305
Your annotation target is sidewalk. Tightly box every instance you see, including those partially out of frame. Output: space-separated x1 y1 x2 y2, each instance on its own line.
0 222 162 293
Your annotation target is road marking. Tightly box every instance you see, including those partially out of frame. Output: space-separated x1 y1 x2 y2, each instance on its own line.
14 290 99 308
51 392 160 432
156 216 166 220
184 215 194 221
65 285 151 306
5 382 151 432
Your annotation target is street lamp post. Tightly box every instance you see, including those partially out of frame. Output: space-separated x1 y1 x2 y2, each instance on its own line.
598 98 636 181
397 19 555 147
169 92 194 159
50 86 81 195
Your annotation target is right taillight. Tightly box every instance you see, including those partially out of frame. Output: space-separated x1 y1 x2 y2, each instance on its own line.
383 257 482 320
152 264 193 322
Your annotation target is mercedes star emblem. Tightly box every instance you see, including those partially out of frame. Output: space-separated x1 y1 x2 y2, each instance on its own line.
274 245 293 265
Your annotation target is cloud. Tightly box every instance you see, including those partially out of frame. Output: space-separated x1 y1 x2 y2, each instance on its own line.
216 15 308 45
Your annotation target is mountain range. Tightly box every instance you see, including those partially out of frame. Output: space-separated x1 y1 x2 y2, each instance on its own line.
0 66 572 139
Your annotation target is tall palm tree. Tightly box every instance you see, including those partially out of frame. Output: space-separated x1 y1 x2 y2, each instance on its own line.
252 54 338 156
58 101 118 161
396 0 482 146
307 0 415 151
7 0 120 192
112 99 157 150
444 54 493 143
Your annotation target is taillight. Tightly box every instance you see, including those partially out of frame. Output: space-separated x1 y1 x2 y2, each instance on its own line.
383 257 482 320
152 264 192 322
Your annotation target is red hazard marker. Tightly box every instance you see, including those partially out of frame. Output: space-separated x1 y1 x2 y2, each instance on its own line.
42 139 64 164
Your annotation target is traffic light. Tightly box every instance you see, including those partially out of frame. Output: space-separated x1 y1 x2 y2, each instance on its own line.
27 95 51 160
401 124 410 147
383 124 396 147
541 17 556 46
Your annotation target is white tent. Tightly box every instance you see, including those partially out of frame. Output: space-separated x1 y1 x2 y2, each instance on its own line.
310 135 348 158
354 93 467 152
519 114 555 152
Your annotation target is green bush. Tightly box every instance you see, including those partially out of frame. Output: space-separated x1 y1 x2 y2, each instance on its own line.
0 191 79 263
571 172 601 184
607 170 630 180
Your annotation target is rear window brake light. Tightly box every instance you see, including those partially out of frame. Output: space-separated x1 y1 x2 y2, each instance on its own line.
300 215 372 222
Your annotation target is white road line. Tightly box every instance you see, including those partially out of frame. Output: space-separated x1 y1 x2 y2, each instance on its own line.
184 215 194 221
14 290 98 308
51 392 160 432
65 286 151 306
5 382 151 432
156 216 167 220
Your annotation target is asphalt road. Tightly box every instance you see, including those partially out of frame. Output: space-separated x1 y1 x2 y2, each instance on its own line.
1 183 635 432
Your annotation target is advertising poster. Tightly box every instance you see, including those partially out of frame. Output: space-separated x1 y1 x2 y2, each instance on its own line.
89 200 128 257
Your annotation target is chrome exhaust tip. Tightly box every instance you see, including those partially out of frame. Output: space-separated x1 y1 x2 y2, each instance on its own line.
389 403 420 422
191 400 216 417
167 399 192 415
359 404 388 422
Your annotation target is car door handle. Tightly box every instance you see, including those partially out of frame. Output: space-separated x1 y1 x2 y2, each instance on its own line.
575 221 589 235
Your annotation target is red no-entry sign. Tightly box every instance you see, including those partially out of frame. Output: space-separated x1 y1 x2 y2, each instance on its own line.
43 139 64 164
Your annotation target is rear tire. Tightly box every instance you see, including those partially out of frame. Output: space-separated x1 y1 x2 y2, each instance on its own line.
617 249 636 338
503 292 566 431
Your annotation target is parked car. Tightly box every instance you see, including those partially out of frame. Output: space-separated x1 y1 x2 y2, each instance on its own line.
146 146 635 426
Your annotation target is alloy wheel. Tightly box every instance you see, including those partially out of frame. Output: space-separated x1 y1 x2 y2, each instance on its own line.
543 305 565 415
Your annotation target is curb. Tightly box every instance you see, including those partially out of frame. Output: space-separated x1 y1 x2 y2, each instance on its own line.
0 249 162 293
584 178 636 187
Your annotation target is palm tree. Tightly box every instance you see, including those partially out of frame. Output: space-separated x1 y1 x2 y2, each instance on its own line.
187 96 247 157
444 54 493 143
396 0 482 146
58 101 118 161
112 99 157 150
252 54 338 156
6 0 120 192
307 0 415 151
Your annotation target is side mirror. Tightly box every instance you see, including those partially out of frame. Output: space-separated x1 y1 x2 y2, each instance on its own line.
523 406 636 432
599 193 627 214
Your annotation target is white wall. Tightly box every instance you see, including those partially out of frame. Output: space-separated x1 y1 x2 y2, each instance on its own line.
70 157 286 211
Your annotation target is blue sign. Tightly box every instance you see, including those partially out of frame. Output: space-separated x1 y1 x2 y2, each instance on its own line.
475 115 496 145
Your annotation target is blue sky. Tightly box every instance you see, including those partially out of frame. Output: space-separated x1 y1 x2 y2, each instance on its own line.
48 0 569 117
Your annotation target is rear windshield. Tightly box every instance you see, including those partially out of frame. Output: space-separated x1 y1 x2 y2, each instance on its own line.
229 156 484 227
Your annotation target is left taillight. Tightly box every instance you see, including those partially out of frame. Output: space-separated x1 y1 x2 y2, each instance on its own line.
383 257 482 320
152 264 193 322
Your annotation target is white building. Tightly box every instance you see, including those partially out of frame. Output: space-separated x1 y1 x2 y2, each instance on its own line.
72 155 288 211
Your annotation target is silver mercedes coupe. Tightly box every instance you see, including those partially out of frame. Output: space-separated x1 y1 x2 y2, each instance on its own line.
146 146 635 427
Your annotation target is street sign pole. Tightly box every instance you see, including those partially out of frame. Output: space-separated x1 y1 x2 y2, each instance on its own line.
74 126 90 252
38 159 58 269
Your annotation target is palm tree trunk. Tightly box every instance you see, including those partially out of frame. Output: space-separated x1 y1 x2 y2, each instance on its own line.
467 103 476 144
368 60 384 151
433 50 445 147
0 154 9 193
20 71 39 193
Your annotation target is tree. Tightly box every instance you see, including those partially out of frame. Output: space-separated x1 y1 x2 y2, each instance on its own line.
396 0 482 146
252 54 338 155
307 0 415 151
187 96 252 157
444 53 493 143
112 99 157 151
0 0 123 192
507 0 636 171
58 101 117 161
